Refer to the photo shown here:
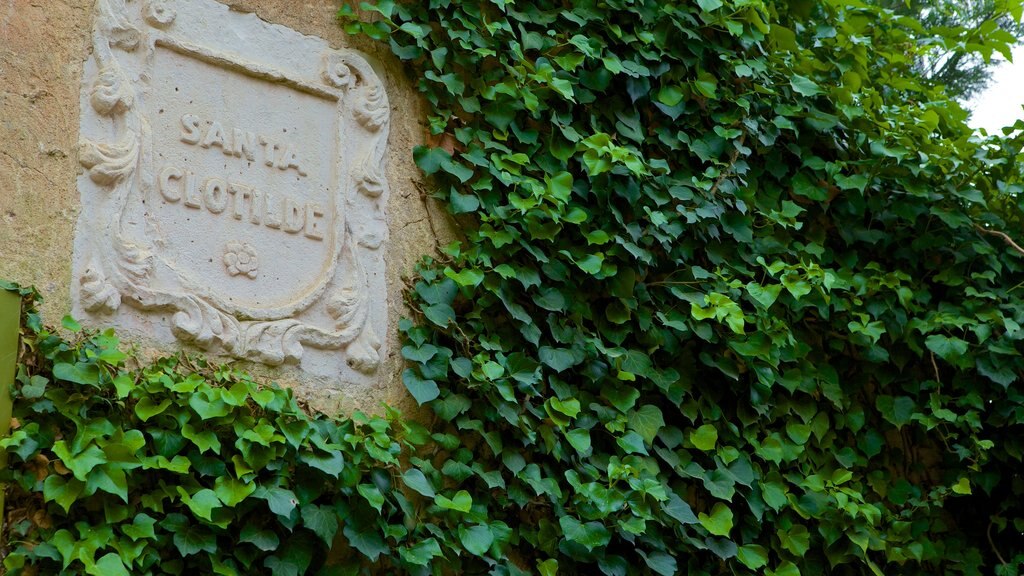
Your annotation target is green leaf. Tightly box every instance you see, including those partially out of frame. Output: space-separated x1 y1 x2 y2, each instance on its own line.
214 476 256 507
413 146 451 174
539 347 580 372
52 441 106 481
790 74 822 96
566 428 592 454
876 395 916 428
546 171 574 202
925 334 969 361
357 483 386 513
737 544 769 569
627 405 665 444
549 397 581 418
602 385 640 412
173 524 217 557
122 514 157 541
403 369 440 404
559 516 611 551
538 559 559 576
299 450 345 478
344 522 387 561
435 490 472 512
302 503 339 544
616 431 648 455
458 524 495 556
88 553 129 576
240 524 280 552
690 424 718 451
664 492 699 525
177 487 221 522
402 469 436 498
400 538 443 565
952 477 972 495
642 551 677 576
698 502 734 536
53 362 100 385
135 397 172 421
43 476 85 513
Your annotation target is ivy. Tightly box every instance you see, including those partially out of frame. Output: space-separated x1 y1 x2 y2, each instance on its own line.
341 0 1024 574
6 0 1024 574
0 308 452 574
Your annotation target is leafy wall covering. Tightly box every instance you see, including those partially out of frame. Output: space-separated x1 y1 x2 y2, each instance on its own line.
5 0 1024 574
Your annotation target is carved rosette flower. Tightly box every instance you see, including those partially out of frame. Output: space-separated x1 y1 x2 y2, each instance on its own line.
143 0 176 28
223 241 259 279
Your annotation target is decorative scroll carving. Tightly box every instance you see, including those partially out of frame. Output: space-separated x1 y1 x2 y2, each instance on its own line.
76 0 391 377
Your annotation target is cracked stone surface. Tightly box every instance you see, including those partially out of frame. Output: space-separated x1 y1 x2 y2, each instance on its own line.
0 0 458 416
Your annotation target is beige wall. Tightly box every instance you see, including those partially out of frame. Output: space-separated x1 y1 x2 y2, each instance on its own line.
0 0 455 415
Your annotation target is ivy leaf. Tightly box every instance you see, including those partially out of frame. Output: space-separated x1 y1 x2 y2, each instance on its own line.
690 424 719 451
299 450 345 478
173 524 217 557
737 544 769 569
790 74 822 96
435 490 473 512
698 503 734 536
539 347 580 372
876 395 916 428
602 385 640 412
88 553 129 576
413 146 451 174
214 476 256 507
400 539 444 565
302 503 339 544
403 369 440 404
344 522 387 561
53 362 99 386
664 492 699 525
51 441 106 481
177 487 221 522
402 469 437 498
627 405 665 444
559 516 611 551
240 524 280 552
135 397 172 422
458 524 495 556
122 513 157 541
357 483 385 513
640 551 678 576
616 431 648 455
925 334 969 361
566 428 592 454
42 476 85 513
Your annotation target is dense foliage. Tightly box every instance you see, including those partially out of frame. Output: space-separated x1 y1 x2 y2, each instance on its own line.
342 0 1024 574
5 0 1024 575
1 297 441 575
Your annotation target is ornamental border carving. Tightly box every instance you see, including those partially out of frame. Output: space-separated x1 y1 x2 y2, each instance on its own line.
75 0 390 374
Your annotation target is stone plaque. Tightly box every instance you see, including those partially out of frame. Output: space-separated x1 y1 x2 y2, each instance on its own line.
73 0 391 384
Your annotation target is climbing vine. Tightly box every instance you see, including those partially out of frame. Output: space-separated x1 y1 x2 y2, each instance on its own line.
5 0 1024 574
344 0 1024 574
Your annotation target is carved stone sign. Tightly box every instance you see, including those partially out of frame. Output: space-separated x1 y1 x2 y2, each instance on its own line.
73 0 390 384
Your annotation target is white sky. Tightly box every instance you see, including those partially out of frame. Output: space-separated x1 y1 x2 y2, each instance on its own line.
966 44 1024 133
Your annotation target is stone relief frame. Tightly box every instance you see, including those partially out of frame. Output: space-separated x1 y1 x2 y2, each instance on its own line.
74 0 390 381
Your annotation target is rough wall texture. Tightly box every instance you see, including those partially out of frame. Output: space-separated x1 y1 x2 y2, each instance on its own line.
0 0 455 415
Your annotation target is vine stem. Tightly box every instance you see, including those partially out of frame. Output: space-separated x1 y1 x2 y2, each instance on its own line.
988 520 1009 567
975 225 1024 257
